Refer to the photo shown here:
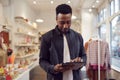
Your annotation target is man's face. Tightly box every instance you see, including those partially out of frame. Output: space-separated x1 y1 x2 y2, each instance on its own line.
56 13 72 33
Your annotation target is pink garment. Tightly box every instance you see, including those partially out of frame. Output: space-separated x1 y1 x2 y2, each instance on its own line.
86 40 110 70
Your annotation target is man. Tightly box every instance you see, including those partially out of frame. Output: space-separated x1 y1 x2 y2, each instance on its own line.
39 4 86 80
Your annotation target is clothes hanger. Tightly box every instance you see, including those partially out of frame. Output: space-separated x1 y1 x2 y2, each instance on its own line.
90 34 102 41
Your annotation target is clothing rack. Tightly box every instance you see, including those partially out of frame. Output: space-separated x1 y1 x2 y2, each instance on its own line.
92 36 101 80
86 36 110 80
98 38 100 80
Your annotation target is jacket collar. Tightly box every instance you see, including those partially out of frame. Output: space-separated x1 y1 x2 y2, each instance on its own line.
54 25 70 36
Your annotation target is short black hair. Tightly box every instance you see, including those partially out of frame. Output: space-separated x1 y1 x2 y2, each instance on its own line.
56 4 72 15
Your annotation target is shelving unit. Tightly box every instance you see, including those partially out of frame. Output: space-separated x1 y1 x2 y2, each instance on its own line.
14 18 38 46
14 18 37 30
13 17 39 80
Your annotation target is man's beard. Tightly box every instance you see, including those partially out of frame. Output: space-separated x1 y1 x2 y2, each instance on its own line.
62 28 69 33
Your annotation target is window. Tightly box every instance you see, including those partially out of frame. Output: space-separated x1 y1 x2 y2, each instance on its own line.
98 8 107 22
111 15 120 71
99 24 106 41
115 0 120 13
111 16 120 57
97 13 100 22
100 9 104 22
103 8 107 20
110 0 120 14
110 0 115 15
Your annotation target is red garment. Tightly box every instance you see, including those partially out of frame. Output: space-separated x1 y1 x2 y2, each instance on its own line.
6 74 12 80
89 64 106 70
0 31 9 46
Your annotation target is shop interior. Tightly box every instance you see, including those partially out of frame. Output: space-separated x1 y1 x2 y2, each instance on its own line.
0 0 120 80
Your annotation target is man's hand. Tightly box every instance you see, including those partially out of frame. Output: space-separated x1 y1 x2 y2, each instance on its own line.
54 57 82 72
70 57 81 62
54 64 63 72
54 64 73 72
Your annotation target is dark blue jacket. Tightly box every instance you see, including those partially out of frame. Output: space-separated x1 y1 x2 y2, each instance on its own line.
39 26 86 80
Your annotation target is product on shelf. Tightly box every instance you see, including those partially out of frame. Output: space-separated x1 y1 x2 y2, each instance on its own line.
0 49 7 67
14 16 27 22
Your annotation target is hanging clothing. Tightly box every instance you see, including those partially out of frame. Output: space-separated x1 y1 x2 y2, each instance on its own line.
86 40 110 80
0 31 9 46
84 39 92 52
86 40 110 68
63 34 73 80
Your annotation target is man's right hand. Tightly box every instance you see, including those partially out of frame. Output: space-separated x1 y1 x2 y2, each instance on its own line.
54 64 73 72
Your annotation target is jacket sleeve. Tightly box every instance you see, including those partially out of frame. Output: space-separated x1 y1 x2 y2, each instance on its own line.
78 34 87 65
39 35 57 75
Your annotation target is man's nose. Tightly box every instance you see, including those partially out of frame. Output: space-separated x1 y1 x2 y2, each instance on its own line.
63 24 68 28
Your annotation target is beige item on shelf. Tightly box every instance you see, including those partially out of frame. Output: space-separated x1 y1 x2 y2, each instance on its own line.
1 38 8 51
14 16 24 19
14 16 26 23
24 59 29 65
0 49 7 66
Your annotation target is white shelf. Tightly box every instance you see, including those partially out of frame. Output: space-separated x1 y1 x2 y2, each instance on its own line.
16 53 35 59
14 68 29 80
15 44 35 47
28 60 38 69
13 60 38 80
15 32 36 37
15 18 37 30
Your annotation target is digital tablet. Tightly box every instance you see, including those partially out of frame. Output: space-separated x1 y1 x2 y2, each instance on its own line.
62 62 85 70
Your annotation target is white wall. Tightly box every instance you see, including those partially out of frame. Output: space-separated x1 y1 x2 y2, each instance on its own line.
13 0 37 21
2 0 37 23
0 3 4 26
1 0 37 29
81 9 98 43
36 10 56 32
0 2 3 31
37 10 81 33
